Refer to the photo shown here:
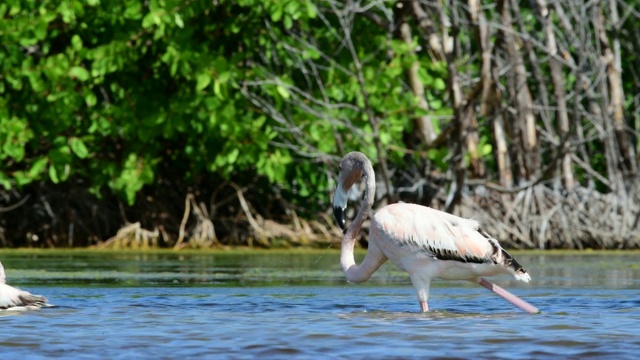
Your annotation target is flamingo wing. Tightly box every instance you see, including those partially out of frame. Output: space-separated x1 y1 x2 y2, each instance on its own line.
0 285 50 310
0 262 52 310
374 203 499 264
374 203 529 280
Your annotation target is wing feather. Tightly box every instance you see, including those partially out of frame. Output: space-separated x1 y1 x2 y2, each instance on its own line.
374 203 495 264
0 285 50 310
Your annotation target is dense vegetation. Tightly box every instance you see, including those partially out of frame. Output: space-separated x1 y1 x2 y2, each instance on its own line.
1 0 640 249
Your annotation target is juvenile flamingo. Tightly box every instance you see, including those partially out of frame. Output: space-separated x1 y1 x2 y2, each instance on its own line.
0 261 52 311
333 151 538 313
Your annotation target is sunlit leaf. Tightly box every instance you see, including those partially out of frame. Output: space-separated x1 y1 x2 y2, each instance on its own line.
49 165 59 184
71 34 83 51
28 157 49 178
70 137 89 159
196 72 211 91
174 13 184 28
85 92 97 107
69 66 89 81
276 85 290 99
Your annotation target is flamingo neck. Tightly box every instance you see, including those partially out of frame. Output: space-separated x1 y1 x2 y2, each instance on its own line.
0 263 5 284
340 171 376 283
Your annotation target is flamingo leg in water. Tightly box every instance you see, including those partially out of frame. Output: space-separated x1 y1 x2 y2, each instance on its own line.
478 278 539 314
419 301 429 312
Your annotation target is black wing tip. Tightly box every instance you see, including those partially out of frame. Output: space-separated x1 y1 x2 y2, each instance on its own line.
484 236 529 274
511 257 528 274
18 294 50 307
499 247 528 274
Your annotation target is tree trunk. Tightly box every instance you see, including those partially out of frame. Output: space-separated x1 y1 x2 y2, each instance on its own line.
606 0 635 174
494 114 513 187
535 0 574 189
396 4 437 146
436 0 467 212
593 4 623 191
497 0 540 183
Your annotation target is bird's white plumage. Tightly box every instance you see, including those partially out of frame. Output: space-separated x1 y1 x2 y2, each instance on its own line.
0 262 52 311
332 185 349 210
373 203 495 264
333 151 538 313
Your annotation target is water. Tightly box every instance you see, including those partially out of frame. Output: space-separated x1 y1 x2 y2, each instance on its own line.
1 250 639 359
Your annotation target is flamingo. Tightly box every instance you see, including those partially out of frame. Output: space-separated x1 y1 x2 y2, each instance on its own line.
332 151 538 314
0 261 53 311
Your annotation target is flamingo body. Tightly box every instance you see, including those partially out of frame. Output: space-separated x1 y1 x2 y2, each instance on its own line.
373 203 530 281
0 261 52 311
333 151 538 313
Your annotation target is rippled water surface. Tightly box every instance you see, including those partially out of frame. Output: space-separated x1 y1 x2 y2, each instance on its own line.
1 250 639 359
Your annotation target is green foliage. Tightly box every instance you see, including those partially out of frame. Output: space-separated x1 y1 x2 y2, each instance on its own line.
20 0 630 217
0 0 303 204
0 0 451 212
109 153 159 205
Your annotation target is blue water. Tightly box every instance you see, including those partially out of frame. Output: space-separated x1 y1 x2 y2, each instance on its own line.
1 251 639 359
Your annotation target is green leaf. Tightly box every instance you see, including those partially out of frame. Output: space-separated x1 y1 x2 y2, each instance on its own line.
283 15 293 30
13 171 30 186
414 106 430 117
0 171 12 190
196 72 211 91
124 1 142 19
33 21 48 40
174 13 184 28
272 5 283 21
71 34 83 51
85 92 97 107
28 157 49 178
227 148 239 164
418 67 433 85
49 165 59 184
213 57 229 73
285 2 300 16
380 132 392 145
69 66 89 81
306 2 317 18
70 137 89 158
276 85 290 99
142 13 159 28
109 154 158 205
481 143 493 156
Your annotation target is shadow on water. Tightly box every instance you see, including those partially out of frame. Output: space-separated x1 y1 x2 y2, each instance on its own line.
1 250 639 358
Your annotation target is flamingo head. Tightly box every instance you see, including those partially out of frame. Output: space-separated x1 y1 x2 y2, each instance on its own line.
332 153 364 231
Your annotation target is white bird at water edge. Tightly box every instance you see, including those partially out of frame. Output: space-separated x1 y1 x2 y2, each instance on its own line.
0 261 53 311
332 151 539 314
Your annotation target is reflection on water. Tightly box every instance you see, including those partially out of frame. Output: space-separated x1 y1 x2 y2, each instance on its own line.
1 251 639 359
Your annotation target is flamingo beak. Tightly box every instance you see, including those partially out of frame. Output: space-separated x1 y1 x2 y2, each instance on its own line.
333 205 346 232
332 182 349 232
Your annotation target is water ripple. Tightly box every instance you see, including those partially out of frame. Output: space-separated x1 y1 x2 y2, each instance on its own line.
0 252 639 359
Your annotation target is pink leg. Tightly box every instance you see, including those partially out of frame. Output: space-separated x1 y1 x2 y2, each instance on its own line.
419 301 429 312
478 278 539 314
